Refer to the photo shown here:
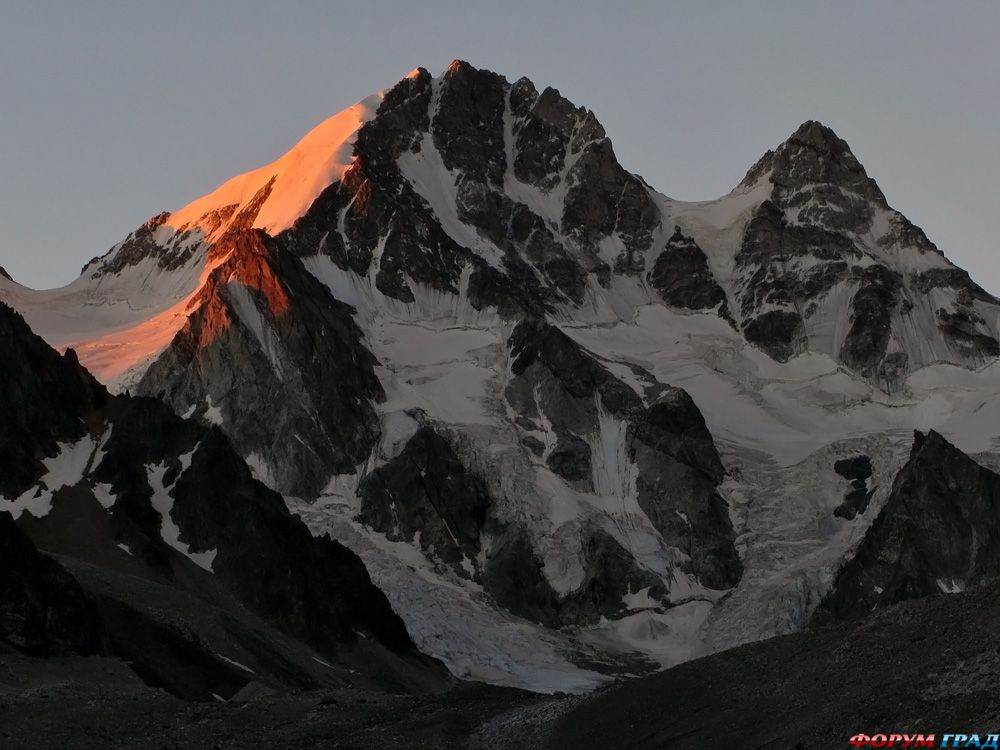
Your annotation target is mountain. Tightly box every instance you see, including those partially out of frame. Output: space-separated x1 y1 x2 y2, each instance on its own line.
4 60 1000 692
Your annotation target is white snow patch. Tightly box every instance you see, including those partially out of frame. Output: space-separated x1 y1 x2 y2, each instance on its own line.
93 483 118 510
937 578 965 594
215 653 256 674
374 320 502 426
203 395 224 426
146 462 216 572
1 436 100 519
621 586 661 611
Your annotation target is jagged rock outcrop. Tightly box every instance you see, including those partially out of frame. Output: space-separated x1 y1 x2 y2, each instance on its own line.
358 425 493 575
283 69 488 308
733 121 998 379
832 454 874 520
91 395 416 654
89 212 198 275
355 414 697 628
433 61 507 186
510 80 603 190
648 227 727 313
506 317 741 592
284 60 659 311
563 140 659 275
138 229 384 498
816 431 1000 621
482 523 667 628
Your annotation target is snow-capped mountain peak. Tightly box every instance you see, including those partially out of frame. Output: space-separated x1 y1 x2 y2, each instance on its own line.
167 92 384 241
740 119 878 193
4 60 1000 692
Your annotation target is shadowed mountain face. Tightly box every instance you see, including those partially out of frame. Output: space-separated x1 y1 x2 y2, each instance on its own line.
0 511 102 657
138 229 385 499
0 303 109 499
816 430 1000 622
0 302 442 698
3 59 1000 691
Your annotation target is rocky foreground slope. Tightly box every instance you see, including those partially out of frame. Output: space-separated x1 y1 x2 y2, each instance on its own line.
7 433 1000 749
3 60 1000 690
549 580 1000 750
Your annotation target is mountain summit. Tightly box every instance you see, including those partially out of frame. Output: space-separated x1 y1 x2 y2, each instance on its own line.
742 119 879 193
3 60 1000 691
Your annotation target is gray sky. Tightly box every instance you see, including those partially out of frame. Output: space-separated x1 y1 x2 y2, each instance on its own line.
1 1 997 292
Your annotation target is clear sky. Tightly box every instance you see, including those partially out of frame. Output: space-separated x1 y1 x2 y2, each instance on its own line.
1 1 997 292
